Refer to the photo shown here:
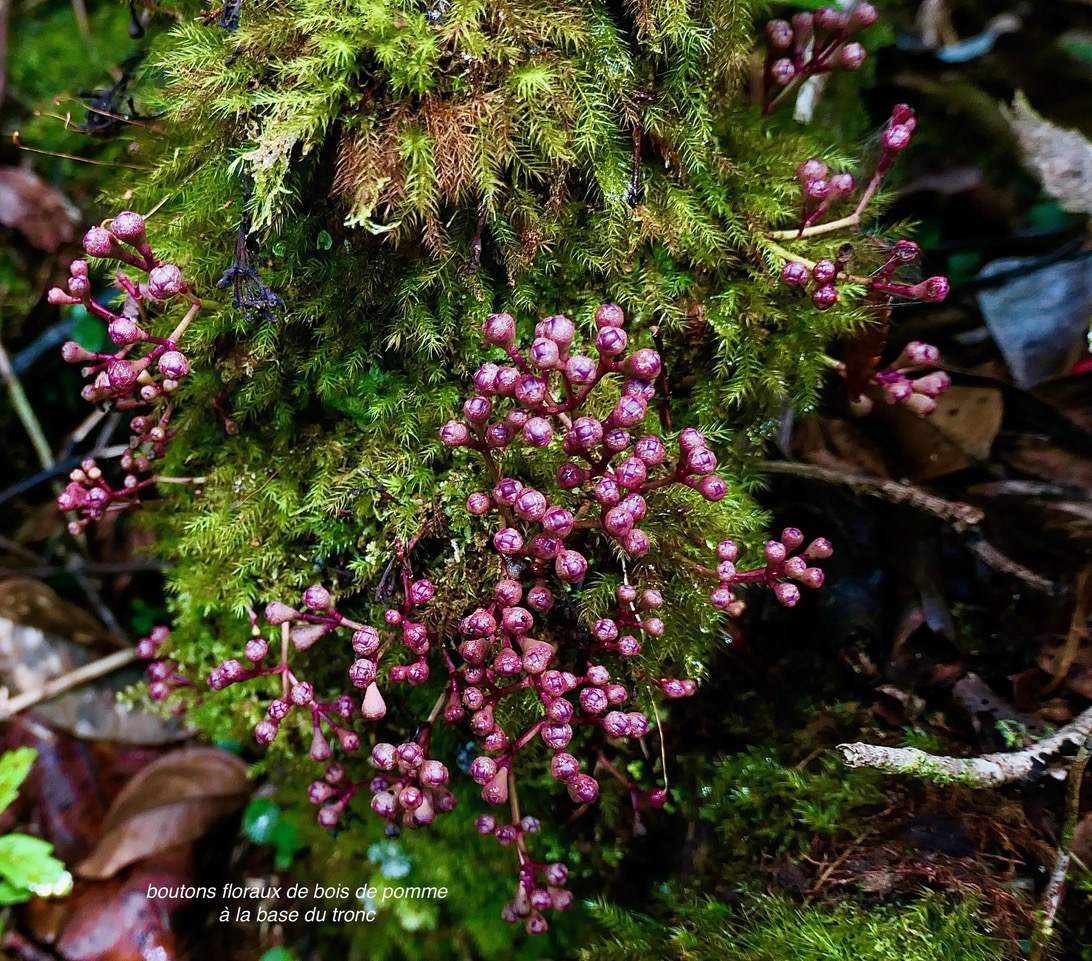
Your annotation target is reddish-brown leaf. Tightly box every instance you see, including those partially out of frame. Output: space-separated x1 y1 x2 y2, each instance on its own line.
28 847 191 961
0 168 79 253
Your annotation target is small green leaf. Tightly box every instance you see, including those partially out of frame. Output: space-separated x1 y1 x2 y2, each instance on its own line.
272 242 285 257
0 834 66 891
316 230 333 250
259 948 297 961
0 878 32 906
0 750 37 815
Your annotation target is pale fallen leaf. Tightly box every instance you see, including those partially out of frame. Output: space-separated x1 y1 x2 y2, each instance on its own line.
1007 92 1092 215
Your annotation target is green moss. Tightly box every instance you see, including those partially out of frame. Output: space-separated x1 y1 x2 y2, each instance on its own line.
696 747 886 861
581 891 1009 961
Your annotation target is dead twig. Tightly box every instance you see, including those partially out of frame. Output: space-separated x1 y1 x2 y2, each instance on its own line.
1029 734 1090 961
0 648 140 721
838 704 1092 787
761 459 1059 593
761 459 983 525
1042 566 1092 695
0 335 53 471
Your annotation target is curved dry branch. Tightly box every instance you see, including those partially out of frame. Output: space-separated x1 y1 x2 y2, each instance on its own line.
838 705 1092 787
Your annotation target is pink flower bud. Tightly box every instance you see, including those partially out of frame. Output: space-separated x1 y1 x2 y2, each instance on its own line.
566 354 597 384
912 371 951 397
523 416 553 447
624 348 661 381
882 124 913 152
514 488 548 522
769 58 795 84
567 774 599 804
811 284 839 310
483 313 516 346
529 337 560 370
361 682 386 719
796 158 829 184
696 475 725 501
83 226 115 257
542 506 574 537
466 492 492 515
157 351 190 380
781 261 810 288
550 753 580 781
555 550 587 583
108 317 146 346
482 766 509 805
148 264 184 300
828 172 856 200
493 528 524 556
839 42 866 70
110 211 146 242
538 314 575 345
594 303 625 328
774 582 801 607
766 18 792 49
903 340 941 366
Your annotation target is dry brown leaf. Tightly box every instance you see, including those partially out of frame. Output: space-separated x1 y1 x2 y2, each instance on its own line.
792 413 892 478
75 748 250 880
0 167 79 252
0 577 115 649
1037 636 1092 699
875 385 1003 481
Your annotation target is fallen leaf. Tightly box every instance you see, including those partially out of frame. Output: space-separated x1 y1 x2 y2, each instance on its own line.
874 385 1003 481
976 252 1092 388
1037 636 1092 699
950 673 1048 740
75 748 250 880
0 168 80 253
0 578 114 650
4 719 162 863
792 413 892 479
0 578 191 746
1007 92 1092 215
28 847 191 961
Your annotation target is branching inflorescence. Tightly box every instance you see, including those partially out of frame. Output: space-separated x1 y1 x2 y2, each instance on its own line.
762 4 878 114
190 305 831 933
763 87 954 418
51 213 203 533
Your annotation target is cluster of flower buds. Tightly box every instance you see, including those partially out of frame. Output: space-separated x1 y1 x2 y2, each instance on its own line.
780 245 853 311
207 593 368 761
307 762 363 827
366 735 456 833
763 4 878 112
216 303 830 933
706 530 831 612
776 105 920 240
780 239 949 313
136 626 193 701
475 813 572 934
868 239 950 304
794 159 857 235
51 213 203 533
56 456 155 535
843 340 952 417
